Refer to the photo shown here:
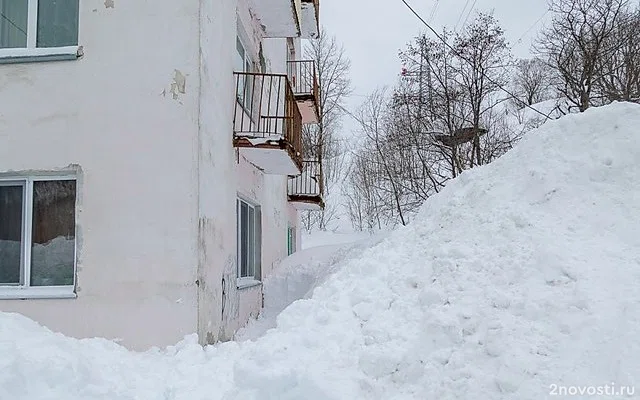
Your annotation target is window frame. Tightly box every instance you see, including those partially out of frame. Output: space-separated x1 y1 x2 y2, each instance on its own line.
0 175 77 300
0 0 80 62
287 225 296 256
235 35 255 112
236 197 261 289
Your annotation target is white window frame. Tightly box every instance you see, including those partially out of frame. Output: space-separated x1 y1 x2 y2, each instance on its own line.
235 35 255 112
236 197 261 289
0 0 79 60
0 175 77 299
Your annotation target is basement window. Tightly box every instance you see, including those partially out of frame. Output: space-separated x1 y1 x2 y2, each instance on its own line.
0 0 80 62
236 198 261 288
0 177 77 299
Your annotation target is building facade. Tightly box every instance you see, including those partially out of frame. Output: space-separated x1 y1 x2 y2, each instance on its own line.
0 0 323 350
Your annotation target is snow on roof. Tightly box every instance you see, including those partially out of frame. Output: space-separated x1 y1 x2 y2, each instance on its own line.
2 103 640 399
250 0 301 38
300 1 319 39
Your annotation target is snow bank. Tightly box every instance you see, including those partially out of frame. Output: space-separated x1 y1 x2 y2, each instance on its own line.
2 103 640 399
237 233 385 340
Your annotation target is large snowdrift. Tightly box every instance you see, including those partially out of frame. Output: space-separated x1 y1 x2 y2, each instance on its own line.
237 233 386 341
2 103 640 399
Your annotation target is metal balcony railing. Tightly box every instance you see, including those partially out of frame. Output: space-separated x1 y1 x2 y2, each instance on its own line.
288 159 324 198
287 60 319 102
233 72 303 168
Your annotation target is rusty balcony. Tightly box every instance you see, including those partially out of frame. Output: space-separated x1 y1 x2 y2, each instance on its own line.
233 72 303 175
287 60 320 124
288 159 325 210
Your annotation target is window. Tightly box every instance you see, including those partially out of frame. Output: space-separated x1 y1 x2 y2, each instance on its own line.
236 198 261 285
0 177 76 298
287 226 296 256
0 0 79 59
235 36 254 110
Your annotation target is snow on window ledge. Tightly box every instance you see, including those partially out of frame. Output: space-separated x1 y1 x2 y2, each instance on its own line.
236 278 262 290
0 286 76 300
0 46 81 65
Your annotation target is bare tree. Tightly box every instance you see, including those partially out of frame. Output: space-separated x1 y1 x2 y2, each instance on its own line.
512 58 554 106
301 28 352 232
536 0 629 112
399 30 468 178
597 5 640 103
454 12 512 167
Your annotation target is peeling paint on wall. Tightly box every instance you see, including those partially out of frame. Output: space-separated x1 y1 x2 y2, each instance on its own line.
104 0 115 8
170 70 187 100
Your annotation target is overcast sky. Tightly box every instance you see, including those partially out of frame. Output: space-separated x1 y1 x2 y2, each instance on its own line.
320 0 551 119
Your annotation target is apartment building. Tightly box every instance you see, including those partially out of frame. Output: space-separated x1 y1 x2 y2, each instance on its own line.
0 0 323 350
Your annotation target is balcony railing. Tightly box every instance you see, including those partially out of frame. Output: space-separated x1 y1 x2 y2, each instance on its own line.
233 72 303 175
288 159 324 210
287 60 320 124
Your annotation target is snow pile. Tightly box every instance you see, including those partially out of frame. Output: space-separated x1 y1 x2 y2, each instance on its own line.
508 98 569 133
237 233 385 340
2 103 640 399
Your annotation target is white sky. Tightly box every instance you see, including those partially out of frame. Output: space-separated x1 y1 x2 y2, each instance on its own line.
320 0 551 116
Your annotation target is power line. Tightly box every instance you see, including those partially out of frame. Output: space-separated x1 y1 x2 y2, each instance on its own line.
454 0 472 31
399 0 553 120
461 0 479 29
515 8 550 44
428 0 440 23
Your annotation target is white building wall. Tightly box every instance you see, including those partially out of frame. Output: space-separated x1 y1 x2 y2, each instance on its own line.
0 0 304 350
230 0 302 333
196 0 240 343
0 1 202 350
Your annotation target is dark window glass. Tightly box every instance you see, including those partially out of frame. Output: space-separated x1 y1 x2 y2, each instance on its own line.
248 206 255 277
37 0 79 48
0 0 28 48
0 185 23 285
240 201 249 278
30 180 76 286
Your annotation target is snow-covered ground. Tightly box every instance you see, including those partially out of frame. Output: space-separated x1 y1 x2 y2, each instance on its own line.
236 232 385 341
2 103 640 399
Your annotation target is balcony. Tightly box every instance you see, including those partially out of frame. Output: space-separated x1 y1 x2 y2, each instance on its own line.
233 72 303 175
287 60 320 124
288 159 325 210
300 0 320 38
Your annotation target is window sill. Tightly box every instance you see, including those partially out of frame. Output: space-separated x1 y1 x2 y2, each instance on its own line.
0 46 81 65
0 286 76 300
237 278 262 290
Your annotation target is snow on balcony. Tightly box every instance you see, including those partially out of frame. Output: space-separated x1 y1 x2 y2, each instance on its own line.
233 72 303 175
